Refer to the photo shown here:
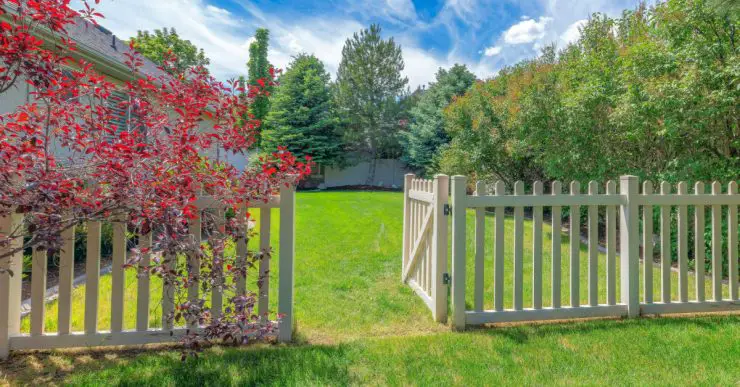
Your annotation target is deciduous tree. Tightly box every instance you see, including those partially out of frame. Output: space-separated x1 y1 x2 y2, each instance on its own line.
132 27 210 74
0 0 309 356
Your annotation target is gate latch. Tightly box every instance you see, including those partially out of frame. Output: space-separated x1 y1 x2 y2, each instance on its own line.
444 204 452 216
442 273 451 285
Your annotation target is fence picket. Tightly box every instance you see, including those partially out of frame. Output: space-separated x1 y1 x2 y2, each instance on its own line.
642 181 654 304
532 181 543 310
660 182 671 304
187 212 202 329
551 181 562 309
513 181 524 311
277 180 296 343
259 207 272 322
58 221 75 335
402 174 413 275
474 181 485 312
694 182 705 302
570 181 580 307
136 232 152 332
432 175 449 322
451 176 467 329
162 253 175 331
428 180 434 294
411 180 418 279
494 181 505 312
606 181 617 306
111 219 127 333
0 211 23 359
729 181 738 300
711 182 722 301
677 182 689 303
31 248 47 336
211 210 226 320
588 181 598 307
235 206 248 296
85 220 101 334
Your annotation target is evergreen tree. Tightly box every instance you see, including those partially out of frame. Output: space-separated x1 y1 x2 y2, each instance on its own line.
247 28 273 143
263 54 343 166
335 24 408 183
400 64 476 174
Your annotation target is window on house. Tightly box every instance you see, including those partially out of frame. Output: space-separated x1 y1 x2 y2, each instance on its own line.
107 90 130 135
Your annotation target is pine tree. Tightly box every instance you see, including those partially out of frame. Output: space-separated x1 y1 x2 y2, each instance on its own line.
247 28 273 143
335 24 408 183
401 64 476 174
263 54 343 166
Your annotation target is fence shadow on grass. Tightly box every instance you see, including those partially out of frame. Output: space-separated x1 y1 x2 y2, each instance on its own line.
2 314 738 385
463 313 739 344
2 342 353 386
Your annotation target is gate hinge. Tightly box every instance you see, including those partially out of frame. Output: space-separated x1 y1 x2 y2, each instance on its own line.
442 273 451 285
444 204 452 216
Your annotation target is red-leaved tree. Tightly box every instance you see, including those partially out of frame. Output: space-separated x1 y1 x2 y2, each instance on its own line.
0 0 310 354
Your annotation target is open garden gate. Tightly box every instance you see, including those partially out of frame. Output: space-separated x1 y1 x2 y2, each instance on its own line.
401 174 449 322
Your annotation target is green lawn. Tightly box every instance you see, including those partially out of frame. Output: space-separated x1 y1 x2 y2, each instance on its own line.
3 191 739 386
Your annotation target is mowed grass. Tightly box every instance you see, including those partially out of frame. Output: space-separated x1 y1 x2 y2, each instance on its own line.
4 191 739 386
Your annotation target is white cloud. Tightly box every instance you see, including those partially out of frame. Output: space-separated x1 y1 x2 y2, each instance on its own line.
240 37 256 51
384 0 417 20
502 16 553 44
444 0 479 19
483 46 502 56
74 0 252 80
559 19 587 45
72 0 642 91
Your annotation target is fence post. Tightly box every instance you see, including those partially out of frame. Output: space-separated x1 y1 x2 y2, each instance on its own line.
0 211 23 359
432 174 449 323
402 174 414 281
620 175 640 318
451 175 467 330
278 178 296 343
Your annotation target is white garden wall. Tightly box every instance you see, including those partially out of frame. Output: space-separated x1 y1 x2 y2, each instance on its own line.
324 159 412 188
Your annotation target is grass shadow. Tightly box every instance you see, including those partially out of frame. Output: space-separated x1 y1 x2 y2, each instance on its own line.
463 313 740 343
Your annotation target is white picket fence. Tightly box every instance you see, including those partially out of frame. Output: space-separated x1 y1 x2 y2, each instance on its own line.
0 183 296 359
403 174 740 328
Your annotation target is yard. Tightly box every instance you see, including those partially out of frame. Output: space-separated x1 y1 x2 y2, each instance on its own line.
2 191 739 385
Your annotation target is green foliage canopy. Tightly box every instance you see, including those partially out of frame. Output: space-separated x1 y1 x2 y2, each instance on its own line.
247 28 274 141
132 28 210 74
335 24 409 162
440 0 738 185
400 64 477 175
263 54 343 166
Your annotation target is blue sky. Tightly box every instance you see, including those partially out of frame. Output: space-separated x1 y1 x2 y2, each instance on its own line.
84 0 644 88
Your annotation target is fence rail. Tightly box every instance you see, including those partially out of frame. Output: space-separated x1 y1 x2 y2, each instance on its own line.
0 184 296 359
403 174 739 329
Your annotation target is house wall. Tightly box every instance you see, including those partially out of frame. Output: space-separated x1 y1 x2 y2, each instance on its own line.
323 159 412 188
0 81 29 115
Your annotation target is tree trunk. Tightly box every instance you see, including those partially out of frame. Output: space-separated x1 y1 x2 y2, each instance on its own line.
366 157 377 186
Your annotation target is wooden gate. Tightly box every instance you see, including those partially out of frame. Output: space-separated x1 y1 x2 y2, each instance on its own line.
401 174 448 322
